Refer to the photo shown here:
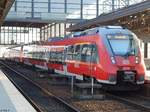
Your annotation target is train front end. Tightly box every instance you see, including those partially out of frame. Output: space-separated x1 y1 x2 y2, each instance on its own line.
98 26 146 90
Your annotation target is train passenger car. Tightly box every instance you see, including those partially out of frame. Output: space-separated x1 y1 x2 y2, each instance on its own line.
6 26 146 90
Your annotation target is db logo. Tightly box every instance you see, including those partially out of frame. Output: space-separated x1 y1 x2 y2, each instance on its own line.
123 60 130 65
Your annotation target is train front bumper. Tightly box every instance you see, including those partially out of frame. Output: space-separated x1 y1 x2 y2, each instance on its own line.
97 72 145 85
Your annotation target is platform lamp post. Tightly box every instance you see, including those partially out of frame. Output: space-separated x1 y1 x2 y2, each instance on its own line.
71 75 75 96
91 45 94 96
112 0 115 11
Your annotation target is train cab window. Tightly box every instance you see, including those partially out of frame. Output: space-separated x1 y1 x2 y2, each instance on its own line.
74 45 81 61
67 45 74 60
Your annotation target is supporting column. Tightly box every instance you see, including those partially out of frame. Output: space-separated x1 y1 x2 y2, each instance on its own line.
31 0 34 18
32 27 33 42
15 1 17 12
54 24 56 37
7 27 9 44
64 23 66 37
96 0 99 17
35 28 37 42
20 27 21 44
46 25 49 40
112 0 115 11
126 0 129 6
48 0 51 13
80 0 83 19
59 24 61 37
144 43 148 58
4 27 5 45
47 25 49 39
24 27 25 43
40 28 42 41
43 27 46 41
16 27 18 44
15 26 17 44
11 26 15 44
28 27 29 43
64 0 67 13
50 25 52 37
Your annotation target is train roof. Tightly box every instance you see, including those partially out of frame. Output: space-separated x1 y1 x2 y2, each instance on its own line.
65 26 126 38
46 26 130 43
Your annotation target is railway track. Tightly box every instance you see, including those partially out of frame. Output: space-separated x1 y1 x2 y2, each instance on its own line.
0 61 80 112
106 92 150 112
1 60 150 112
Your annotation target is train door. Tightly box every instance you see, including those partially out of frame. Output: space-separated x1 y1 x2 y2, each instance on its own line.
73 44 82 76
90 44 98 79
89 44 99 95
80 43 98 79
80 44 91 76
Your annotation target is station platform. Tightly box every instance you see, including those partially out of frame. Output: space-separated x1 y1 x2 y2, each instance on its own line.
0 70 36 112
145 70 150 83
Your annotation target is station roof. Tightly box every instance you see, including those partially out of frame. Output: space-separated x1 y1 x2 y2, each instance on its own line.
0 0 14 26
3 19 83 28
67 0 150 35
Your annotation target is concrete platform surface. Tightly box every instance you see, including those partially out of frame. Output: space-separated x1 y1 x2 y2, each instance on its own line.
0 70 36 112
146 70 150 80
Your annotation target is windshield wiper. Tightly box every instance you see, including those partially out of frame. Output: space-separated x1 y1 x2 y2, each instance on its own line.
124 48 135 57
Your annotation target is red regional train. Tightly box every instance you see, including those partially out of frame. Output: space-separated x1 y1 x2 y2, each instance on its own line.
4 26 146 90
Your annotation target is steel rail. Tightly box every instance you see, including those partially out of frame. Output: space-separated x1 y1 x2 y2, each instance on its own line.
0 61 80 112
106 92 150 112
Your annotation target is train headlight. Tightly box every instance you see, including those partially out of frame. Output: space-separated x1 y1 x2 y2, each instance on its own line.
111 57 116 64
137 75 144 84
109 75 116 82
138 75 144 81
135 56 139 64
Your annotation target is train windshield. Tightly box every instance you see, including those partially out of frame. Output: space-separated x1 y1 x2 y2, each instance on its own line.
107 34 138 56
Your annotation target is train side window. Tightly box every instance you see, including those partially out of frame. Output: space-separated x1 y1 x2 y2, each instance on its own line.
81 44 89 62
67 45 74 60
54 51 59 63
62 47 67 62
74 45 81 61
40 52 45 60
45 51 49 61
86 45 93 62
56 51 63 63
81 45 86 62
81 44 98 63
32 52 36 59
50 51 56 63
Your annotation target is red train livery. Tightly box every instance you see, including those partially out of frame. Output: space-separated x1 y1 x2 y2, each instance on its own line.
4 26 146 90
